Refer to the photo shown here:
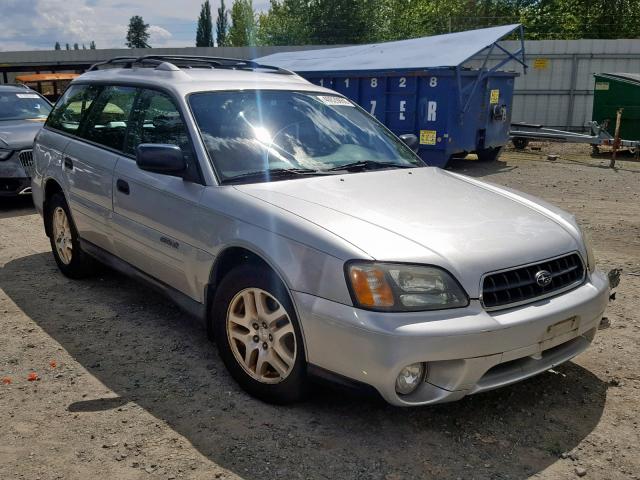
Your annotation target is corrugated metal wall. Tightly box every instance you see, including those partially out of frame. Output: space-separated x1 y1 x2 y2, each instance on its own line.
472 39 640 131
2 39 640 131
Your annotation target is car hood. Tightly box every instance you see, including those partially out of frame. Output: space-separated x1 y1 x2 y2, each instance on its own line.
0 119 45 149
235 167 582 297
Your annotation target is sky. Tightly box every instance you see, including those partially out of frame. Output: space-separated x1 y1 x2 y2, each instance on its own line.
0 0 271 51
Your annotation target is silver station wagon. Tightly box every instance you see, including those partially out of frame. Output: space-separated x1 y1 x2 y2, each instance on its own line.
32 55 609 406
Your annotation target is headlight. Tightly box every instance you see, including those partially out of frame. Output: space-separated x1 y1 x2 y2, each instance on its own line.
346 262 469 311
579 226 596 273
0 149 12 160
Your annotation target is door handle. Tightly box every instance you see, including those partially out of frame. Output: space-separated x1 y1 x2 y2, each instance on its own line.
63 156 73 170
116 179 130 195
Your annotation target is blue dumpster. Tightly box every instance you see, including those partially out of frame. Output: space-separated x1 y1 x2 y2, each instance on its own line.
256 24 526 168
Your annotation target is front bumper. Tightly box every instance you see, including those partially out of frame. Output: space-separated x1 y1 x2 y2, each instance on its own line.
0 177 31 196
0 150 32 196
294 269 609 406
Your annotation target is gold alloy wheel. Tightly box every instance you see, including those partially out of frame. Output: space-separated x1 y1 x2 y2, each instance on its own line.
226 287 297 384
52 206 73 265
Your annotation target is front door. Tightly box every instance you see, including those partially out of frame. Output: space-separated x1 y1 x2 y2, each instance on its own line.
111 87 207 301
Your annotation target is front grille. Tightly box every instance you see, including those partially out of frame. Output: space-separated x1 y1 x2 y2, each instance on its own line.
481 253 585 310
18 150 34 177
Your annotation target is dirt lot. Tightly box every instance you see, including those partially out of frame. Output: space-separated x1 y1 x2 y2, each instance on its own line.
1 145 639 480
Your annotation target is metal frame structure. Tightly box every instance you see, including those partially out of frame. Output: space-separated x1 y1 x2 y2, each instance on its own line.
455 24 526 118
510 121 640 154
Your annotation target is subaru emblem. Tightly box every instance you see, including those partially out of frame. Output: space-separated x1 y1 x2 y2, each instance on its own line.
535 270 552 287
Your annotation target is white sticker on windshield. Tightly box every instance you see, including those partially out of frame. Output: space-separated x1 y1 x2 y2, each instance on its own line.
16 93 41 99
317 95 354 107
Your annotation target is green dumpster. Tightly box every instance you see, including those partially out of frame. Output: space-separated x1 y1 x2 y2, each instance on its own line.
592 73 640 141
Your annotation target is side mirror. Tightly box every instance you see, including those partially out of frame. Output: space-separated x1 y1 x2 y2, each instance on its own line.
136 144 186 176
399 133 419 152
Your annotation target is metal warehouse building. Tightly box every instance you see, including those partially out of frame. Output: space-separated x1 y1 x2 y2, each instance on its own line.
2 39 640 131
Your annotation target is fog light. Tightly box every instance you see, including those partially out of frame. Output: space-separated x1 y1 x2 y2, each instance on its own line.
395 362 425 395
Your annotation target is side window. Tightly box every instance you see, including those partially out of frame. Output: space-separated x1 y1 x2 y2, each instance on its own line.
46 84 101 134
82 86 137 151
125 89 193 157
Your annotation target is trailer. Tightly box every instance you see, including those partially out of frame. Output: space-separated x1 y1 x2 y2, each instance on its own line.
510 121 640 155
510 72 640 160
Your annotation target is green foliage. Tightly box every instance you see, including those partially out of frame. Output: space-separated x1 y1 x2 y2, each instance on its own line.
520 0 640 39
254 0 640 45
65 43 70 50
73 43 79 50
126 15 151 48
54 42 61 50
216 0 230 46
229 0 257 46
257 0 309 46
89 41 96 50
310 0 379 44
258 0 378 45
196 0 214 47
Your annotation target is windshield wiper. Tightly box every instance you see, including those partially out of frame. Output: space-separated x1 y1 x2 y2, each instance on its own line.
222 167 325 184
326 160 415 172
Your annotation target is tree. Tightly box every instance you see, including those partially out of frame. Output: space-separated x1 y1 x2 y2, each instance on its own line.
82 43 86 49
216 0 230 46
196 0 214 46
520 0 640 40
89 41 96 49
126 15 151 48
65 43 70 50
257 0 309 45
73 43 79 50
306 0 377 45
54 41 61 50
228 0 256 46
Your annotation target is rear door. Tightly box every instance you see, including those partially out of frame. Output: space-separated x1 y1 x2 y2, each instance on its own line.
60 85 136 251
111 87 207 300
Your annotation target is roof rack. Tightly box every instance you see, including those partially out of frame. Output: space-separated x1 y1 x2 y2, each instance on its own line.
88 55 295 75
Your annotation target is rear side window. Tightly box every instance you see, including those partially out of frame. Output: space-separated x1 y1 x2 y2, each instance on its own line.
46 84 101 134
82 86 137 151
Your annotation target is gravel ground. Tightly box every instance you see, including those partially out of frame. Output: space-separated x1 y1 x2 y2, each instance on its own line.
1 143 639 480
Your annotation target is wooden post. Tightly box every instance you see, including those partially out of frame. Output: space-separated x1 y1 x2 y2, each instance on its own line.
610 108 623 168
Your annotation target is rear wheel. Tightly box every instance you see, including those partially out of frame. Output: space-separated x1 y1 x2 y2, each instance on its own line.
46 193 96 278
476 146 503 162
212 264 308 404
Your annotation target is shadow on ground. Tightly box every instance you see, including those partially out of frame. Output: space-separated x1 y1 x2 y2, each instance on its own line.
1 252 608 480
447 157 516 176
0 196 35 219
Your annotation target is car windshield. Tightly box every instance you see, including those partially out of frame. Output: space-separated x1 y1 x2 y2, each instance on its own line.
189 90 423 183
0 92 51 121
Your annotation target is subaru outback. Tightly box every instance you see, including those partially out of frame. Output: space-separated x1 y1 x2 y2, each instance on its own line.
32 55 609 406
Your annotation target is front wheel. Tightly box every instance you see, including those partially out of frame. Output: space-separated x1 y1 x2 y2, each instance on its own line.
211 264 308 404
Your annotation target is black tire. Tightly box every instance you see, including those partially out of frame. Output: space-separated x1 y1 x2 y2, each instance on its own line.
512 137 529 150
211 264 308 404
45 193 96 279
476 146 503 162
